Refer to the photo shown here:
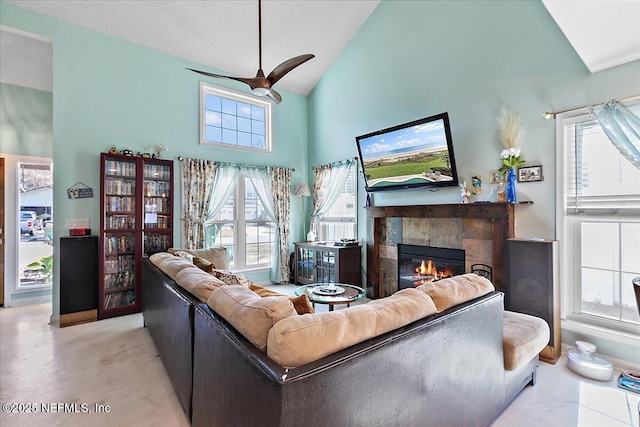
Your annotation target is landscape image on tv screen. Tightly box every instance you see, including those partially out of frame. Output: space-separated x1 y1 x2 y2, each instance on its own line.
357 116 456 191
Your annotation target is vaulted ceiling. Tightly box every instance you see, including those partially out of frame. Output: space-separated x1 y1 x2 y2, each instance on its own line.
2 1 639 95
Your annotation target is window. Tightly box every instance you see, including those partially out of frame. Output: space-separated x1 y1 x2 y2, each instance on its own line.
558 109 640 333
200 82 272 152
204 175 275 270
317 163 357 241
18 161 53 290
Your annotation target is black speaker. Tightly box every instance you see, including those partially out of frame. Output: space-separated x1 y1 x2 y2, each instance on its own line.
60 236 98 325
507 238 559 363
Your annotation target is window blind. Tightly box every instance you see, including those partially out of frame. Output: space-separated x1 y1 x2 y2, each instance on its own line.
563 116 640 215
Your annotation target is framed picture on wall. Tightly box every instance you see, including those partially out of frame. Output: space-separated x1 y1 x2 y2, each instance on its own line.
489 170 506 184
517 165 543 182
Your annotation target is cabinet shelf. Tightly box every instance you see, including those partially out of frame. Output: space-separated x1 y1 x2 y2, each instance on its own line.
100 153 174 320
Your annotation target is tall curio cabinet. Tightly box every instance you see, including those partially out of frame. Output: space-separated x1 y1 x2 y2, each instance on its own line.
99 153 173 319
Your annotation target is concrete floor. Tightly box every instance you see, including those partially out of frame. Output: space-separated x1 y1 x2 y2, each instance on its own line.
1 302 638 427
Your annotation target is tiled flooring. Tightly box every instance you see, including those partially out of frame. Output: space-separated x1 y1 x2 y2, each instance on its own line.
1 302 638 427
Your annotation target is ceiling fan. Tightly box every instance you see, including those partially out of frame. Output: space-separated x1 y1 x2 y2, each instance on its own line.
187 0 314 104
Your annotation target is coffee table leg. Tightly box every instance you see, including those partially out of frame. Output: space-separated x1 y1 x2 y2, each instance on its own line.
329 305 334 312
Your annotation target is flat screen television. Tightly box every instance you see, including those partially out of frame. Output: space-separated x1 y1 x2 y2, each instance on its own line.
355 112 459 192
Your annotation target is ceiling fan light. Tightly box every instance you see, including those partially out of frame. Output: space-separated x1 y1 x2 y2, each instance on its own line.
252 87 270 96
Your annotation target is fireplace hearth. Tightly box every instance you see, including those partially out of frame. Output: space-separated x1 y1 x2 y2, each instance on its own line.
398 244 465 289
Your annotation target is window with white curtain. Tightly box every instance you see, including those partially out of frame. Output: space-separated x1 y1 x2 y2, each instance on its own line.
558 109 640 333
317 163 357 241
204 174 275 270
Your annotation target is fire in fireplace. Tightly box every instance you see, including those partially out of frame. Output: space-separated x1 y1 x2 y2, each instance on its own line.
398 244 465 289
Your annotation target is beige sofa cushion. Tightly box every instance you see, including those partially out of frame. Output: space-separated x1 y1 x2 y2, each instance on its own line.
267 288 437 368
503 311 550 371
207 285 297 352
417 273 494 312
175 268 227 303
154 255 199 281
149 252 175 265
168 247 229 270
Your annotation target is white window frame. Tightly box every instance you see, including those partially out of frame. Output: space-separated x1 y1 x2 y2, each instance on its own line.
317 163 358 242
199 82 273 153
556 109 640 342
205 173 275 272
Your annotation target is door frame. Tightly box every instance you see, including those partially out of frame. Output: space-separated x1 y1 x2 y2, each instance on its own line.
1 157 5 306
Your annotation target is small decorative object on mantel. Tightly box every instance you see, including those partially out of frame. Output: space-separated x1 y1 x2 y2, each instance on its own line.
459 181 471 203
497 107 526 203
67 182 94 199
517 165 543 182
471 175 483 195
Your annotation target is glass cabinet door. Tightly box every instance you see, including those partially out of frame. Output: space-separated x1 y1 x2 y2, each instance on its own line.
102 157 137 311
315 249 336 283
296 246 315 282
142 161 172 255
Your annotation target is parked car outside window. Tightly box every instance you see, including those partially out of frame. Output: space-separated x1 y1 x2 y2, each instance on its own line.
20 211 37 236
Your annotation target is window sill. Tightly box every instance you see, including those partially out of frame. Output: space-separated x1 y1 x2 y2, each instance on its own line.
233 266 270 275
561 318 640 347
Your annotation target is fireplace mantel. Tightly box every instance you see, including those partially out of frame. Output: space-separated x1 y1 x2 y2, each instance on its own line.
366 203 515 298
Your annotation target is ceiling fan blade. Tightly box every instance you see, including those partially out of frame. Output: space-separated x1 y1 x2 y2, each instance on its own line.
186 68 257 87
266 54 315 86
266 89 282 104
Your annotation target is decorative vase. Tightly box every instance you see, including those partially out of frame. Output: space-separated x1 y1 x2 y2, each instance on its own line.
506 168 517 203
306 230 316 242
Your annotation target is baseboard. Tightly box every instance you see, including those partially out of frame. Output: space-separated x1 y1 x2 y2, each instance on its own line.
60 310 97 327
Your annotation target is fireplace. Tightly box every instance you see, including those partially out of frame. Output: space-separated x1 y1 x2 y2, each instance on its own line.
397 244 465 289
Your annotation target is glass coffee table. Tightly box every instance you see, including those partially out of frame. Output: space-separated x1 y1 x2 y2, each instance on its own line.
295 283 366 312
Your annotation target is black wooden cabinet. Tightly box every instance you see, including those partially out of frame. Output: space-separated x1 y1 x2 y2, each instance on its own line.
60 235 98 327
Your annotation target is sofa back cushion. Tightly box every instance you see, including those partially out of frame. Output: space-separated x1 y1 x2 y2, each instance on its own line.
175 268 228 303
168 247 229 270
152 255 199 281
267 288 437 368
417 273 495 312
207 285 297 352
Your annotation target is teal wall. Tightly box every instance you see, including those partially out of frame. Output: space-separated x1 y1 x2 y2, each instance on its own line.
0 82 53 157
309 0 640 240
0 1 309 313
308 0 640 363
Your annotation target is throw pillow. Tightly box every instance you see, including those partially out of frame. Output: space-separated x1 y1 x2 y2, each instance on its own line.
250 284 315 315
211 269 253 288
192 255 216 274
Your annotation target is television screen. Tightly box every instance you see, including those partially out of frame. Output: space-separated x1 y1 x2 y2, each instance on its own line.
355 112 459 192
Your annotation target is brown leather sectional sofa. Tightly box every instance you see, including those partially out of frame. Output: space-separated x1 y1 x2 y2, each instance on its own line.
142 257 541 426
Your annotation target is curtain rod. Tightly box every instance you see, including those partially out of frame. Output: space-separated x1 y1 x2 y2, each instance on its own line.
543 94 640 120
176 156 294 171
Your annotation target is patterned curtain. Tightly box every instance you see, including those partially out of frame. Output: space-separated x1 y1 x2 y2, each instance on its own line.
311 158 356 234
181 158 216 249
246 166 292 282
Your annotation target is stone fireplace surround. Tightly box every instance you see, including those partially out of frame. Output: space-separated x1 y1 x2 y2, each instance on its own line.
366 203 515 298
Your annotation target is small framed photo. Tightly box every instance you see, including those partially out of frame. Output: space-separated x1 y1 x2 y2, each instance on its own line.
517 165 543 182
489 170 506 184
